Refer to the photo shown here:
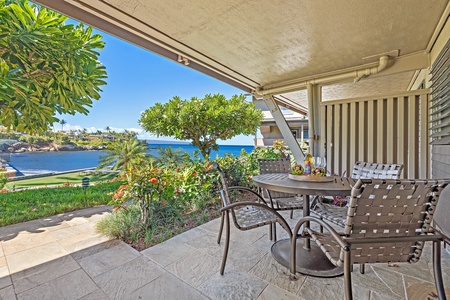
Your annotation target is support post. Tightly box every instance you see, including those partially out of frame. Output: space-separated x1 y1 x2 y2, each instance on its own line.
262 95 305 163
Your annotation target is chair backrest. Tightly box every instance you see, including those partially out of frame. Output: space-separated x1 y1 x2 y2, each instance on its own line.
343 178 450 265
351 161 403 179
213 163 232 207
258 158 294 198
258 158 291 174
433 185 450 244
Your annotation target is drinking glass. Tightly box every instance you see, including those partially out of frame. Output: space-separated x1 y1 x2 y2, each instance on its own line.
313 157 322 168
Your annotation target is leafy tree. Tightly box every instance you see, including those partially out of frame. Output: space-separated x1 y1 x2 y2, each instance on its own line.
139 94 263 159
98 138 149 172
0 0 107 134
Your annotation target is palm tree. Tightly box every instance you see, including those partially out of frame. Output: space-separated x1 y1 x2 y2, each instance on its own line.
59 119 66 132
98 138 149 172
155 146 187 167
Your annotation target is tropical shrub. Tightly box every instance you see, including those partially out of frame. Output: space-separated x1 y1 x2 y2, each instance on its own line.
0 172 7 189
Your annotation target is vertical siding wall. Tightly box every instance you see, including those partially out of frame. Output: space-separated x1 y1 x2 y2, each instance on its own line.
430 38 450 178
320 90 430 179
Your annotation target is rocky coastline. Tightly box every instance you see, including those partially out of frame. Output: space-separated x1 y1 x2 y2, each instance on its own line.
2 142 106 153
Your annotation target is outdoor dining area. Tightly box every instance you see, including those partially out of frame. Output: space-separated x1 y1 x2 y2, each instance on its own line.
213 159 450 299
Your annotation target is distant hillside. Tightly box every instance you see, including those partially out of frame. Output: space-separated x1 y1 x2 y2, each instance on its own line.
145 139 190 145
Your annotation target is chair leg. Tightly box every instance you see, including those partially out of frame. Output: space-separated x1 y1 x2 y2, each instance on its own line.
273 223 277 242
433 240 446 300
344 249 353 300
220 211 231 275
269 223 273 241
217 212 225 244
290 209 294 219
359 264 365 274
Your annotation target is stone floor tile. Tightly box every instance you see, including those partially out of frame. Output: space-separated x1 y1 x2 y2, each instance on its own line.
169 227 207 244
166 249 220 288
94 256 165 300
6 241 68 274
372 260 434 284
0 244 4 257
249 253 304 295
257 284 301 300
185 230 224 257
228 226 269 246
197 218 222 234
58 231 112 253
297 275 344 300
70 239 122 261
351 266 405 299
48 226 81 241
77 242 140 277
11 255 80 294
222 241 268 273
0 285 16 300
0 271 11 290
37 215 69 232
78 288 110 300
16 269 97 300
199 268 267 300
57 206 112 221
128 272 211 300
0 220 44 242
142 239 196 267
2 231 56 256
404 274 450 300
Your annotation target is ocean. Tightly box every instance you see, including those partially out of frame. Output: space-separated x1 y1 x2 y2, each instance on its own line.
7 143 254 176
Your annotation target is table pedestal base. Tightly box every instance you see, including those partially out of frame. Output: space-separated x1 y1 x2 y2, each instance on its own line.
271 238 343 278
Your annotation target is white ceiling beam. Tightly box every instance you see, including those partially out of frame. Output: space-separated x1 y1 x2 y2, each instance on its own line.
262 95 305 163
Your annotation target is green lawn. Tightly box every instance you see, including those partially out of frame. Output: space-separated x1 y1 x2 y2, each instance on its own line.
5 171 118 189
0 181 122 226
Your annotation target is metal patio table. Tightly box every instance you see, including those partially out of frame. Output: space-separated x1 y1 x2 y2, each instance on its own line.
252 173 356 277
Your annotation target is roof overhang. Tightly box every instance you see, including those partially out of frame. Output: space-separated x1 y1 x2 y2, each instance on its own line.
34 0 450 113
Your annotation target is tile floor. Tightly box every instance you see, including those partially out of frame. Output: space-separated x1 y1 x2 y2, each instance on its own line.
0 206 449 299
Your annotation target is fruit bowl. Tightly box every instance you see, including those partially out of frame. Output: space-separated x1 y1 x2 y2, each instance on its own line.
288 174 334 182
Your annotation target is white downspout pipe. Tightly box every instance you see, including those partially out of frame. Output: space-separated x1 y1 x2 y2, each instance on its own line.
255 55 391 96
307 84 314 154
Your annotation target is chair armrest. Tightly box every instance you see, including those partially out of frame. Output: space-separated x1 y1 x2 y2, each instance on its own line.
228 186 267 204
220 201 293 238
292 216 349 250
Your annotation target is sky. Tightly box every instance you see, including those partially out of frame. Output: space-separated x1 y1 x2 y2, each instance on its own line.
59 21 254 145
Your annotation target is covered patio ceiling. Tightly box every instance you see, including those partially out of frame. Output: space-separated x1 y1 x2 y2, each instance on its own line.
35 0 449 115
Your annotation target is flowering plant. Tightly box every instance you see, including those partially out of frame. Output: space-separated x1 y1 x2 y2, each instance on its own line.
111 165 180 223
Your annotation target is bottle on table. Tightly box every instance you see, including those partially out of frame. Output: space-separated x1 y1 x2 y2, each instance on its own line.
304 147 313 175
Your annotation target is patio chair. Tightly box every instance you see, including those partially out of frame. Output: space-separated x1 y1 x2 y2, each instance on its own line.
311 161 403 228
214 163 292 275
258 158 303 238
258 158 304 240
291 178 450 300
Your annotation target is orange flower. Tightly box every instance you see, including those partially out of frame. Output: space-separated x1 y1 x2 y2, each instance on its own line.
112 191 124 199
205 164 213 170
193 172 198 177
150 178 158 183
162 201 167 207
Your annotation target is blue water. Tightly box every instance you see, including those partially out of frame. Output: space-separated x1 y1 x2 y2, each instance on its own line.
8 143 254 175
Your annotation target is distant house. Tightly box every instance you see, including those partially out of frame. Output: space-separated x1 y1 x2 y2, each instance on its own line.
254 99 309 147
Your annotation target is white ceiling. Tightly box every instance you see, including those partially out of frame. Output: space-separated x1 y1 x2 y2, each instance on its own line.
35 0 449 113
